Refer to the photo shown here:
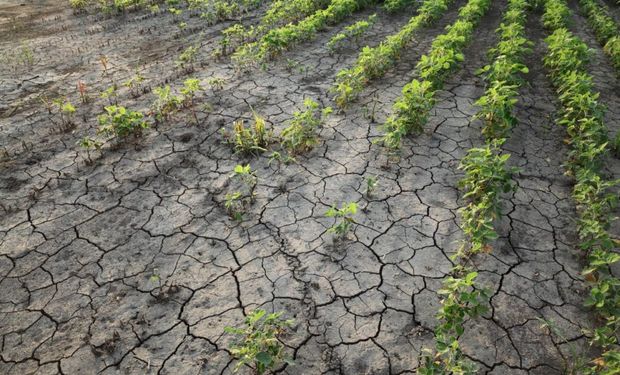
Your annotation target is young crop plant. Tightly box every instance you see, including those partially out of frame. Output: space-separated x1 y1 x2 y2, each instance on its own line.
100 85 119 106
223 112 273 155
542 1 620 372
325 201 358 238
603 36 620 72
379 0 492 149
97 105 148 138
152 85 182 122
225 164 258 220
364 175 378 198
77 80 89 103
180 78 203 123
175 45 199 73
326 13 377 52
281 99 332 155
122 71 145 98
77 136 102 164
224 310 295 374
332 0 457 107
208 77 226 91
52 97 77 131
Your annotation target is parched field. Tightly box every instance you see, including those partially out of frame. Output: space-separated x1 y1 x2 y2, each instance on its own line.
1 0 619 374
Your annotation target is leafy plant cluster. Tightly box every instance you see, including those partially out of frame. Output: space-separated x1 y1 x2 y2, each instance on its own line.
579 0 620 72
222 112 273 155
543 0 620 373
380 0 492 150
221 98 331 159
243 0 376 63
224 309 294 374
332 0 456 107
327 13 377 52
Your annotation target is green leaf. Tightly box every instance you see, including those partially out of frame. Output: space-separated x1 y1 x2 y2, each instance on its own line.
256 352 272 366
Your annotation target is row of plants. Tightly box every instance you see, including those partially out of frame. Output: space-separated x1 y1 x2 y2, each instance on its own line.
233 0 375 66
221 0 332 59
579 0 620 72
379 0 492 150
332 0 456 107
419 1 529 372
542 0 620 372
326 13 377 51
232 0 376 65
383 0 417 13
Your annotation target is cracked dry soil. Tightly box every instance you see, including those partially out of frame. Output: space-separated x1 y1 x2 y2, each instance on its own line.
1 0 619 374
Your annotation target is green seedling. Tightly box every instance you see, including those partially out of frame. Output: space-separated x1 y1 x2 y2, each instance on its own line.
100 85 118 106
208 77 225 91
122 72 145 98
176 45 198 72
364 175 378 198
224 164 258 220
281 99 332 155
224 310 294 374
325 201 358 238
152 85 182 122
180 78 204 123
77 136 103 164
52 97 76 131
268 151 296 166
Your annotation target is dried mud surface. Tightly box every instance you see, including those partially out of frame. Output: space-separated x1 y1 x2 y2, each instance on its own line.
1 0 619 374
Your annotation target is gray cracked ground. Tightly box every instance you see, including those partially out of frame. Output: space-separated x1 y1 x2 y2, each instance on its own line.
1 0 619 374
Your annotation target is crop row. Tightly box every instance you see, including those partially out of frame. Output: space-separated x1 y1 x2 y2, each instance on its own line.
379 0 492 150
332 0 456 107
221 0 332 58
232 0 376 66
579 0 620 71
419 1 530 373
542 0 620 373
